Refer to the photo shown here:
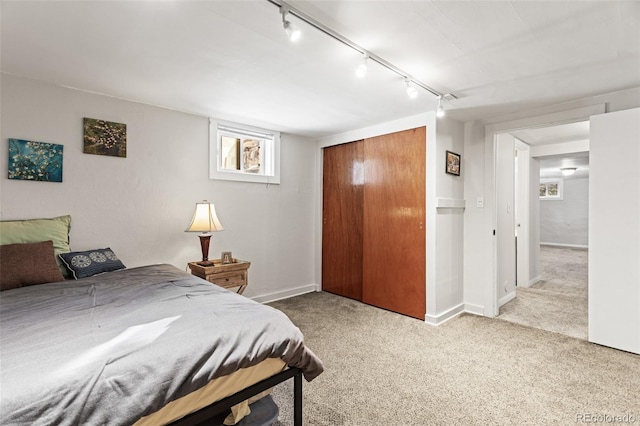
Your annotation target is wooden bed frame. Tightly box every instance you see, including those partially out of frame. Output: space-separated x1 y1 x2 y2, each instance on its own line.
169 367 303 426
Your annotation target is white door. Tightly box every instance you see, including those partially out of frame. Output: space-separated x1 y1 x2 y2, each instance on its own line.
589 108 640 354
515 140 530 287
496 133 516 308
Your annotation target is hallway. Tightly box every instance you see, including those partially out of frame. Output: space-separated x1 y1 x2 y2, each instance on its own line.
498 245 588 340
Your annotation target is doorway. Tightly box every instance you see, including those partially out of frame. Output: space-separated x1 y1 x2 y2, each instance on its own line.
495 121 590 339
499 244 589 339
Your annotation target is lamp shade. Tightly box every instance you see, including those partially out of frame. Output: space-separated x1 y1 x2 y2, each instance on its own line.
186 201 224 233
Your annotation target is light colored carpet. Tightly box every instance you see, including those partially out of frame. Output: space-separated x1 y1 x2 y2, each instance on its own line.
498 245 588 340
269 291 639 426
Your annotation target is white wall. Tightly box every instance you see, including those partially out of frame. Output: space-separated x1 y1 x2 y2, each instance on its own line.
0 74 317 301
432 116 465 324
589 107 640 354
462 120 492 316
540 177 589 247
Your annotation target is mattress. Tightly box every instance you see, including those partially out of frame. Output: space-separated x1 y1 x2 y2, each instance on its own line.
137 358 286 425
0 264 323 425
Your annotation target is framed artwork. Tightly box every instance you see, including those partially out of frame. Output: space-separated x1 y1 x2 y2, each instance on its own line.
221 251 233 264
446 150 461 176
83 117 127 158
8 139 63 182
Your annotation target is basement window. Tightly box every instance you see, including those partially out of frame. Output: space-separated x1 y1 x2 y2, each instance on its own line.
209 120 280 184
539 179 563 200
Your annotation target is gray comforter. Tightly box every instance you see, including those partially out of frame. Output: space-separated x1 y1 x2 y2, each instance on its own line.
0 264 323 425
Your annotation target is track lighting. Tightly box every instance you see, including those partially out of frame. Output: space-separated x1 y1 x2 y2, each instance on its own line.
405 79 418 99
284 21 301 42
280 7 301 42
436 96 445 118
355 54 368 79
270 1 454 104
561 167 577 176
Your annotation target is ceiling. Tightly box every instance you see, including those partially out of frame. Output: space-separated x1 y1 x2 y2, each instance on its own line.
510 121 590 147
1 1 639 138
509 120 590 178
510 121 590 179
539 152 589 180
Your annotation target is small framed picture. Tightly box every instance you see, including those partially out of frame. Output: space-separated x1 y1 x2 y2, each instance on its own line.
221 251 233 264
446 150 461 176
83 117 127 158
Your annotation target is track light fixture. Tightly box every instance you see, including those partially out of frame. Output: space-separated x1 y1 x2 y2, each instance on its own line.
355 54 368 79
405 78 418 99
270 0 454 104
436 96 445 118
280 7 301 42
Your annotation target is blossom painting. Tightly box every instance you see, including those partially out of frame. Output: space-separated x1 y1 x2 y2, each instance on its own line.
8 139 63 182
83 117 126 157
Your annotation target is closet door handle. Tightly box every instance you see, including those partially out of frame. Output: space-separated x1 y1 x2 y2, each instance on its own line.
419 221 424 230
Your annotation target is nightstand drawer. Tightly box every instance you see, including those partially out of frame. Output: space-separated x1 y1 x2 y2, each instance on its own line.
207 271 246 288
188 259 250 295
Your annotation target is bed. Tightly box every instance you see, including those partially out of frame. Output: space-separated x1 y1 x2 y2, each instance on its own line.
0 216 323 425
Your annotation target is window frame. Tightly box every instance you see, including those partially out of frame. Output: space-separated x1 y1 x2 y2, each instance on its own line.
209 119 281 184
539 178 564 200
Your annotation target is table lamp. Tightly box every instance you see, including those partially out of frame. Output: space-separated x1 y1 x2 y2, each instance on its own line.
186 200 224 266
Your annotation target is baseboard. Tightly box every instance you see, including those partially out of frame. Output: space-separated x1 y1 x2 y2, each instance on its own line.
427 303 490 324
540 242 588 250
425 303 465 326
517 275 540 288
251 284 320 304
498 291 516 307
463 303 485 316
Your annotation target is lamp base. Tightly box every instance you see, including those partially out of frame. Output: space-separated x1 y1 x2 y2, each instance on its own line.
198 234 214 267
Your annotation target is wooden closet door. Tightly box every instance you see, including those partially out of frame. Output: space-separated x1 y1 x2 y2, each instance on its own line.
363 127 426 319
322 141 364 300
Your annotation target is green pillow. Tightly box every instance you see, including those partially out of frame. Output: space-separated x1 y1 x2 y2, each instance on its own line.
0 215 71 277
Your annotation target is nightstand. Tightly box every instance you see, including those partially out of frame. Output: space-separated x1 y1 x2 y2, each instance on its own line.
188 259 250 295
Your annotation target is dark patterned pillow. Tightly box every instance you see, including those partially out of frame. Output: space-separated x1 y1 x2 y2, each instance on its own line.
59 248 125 279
